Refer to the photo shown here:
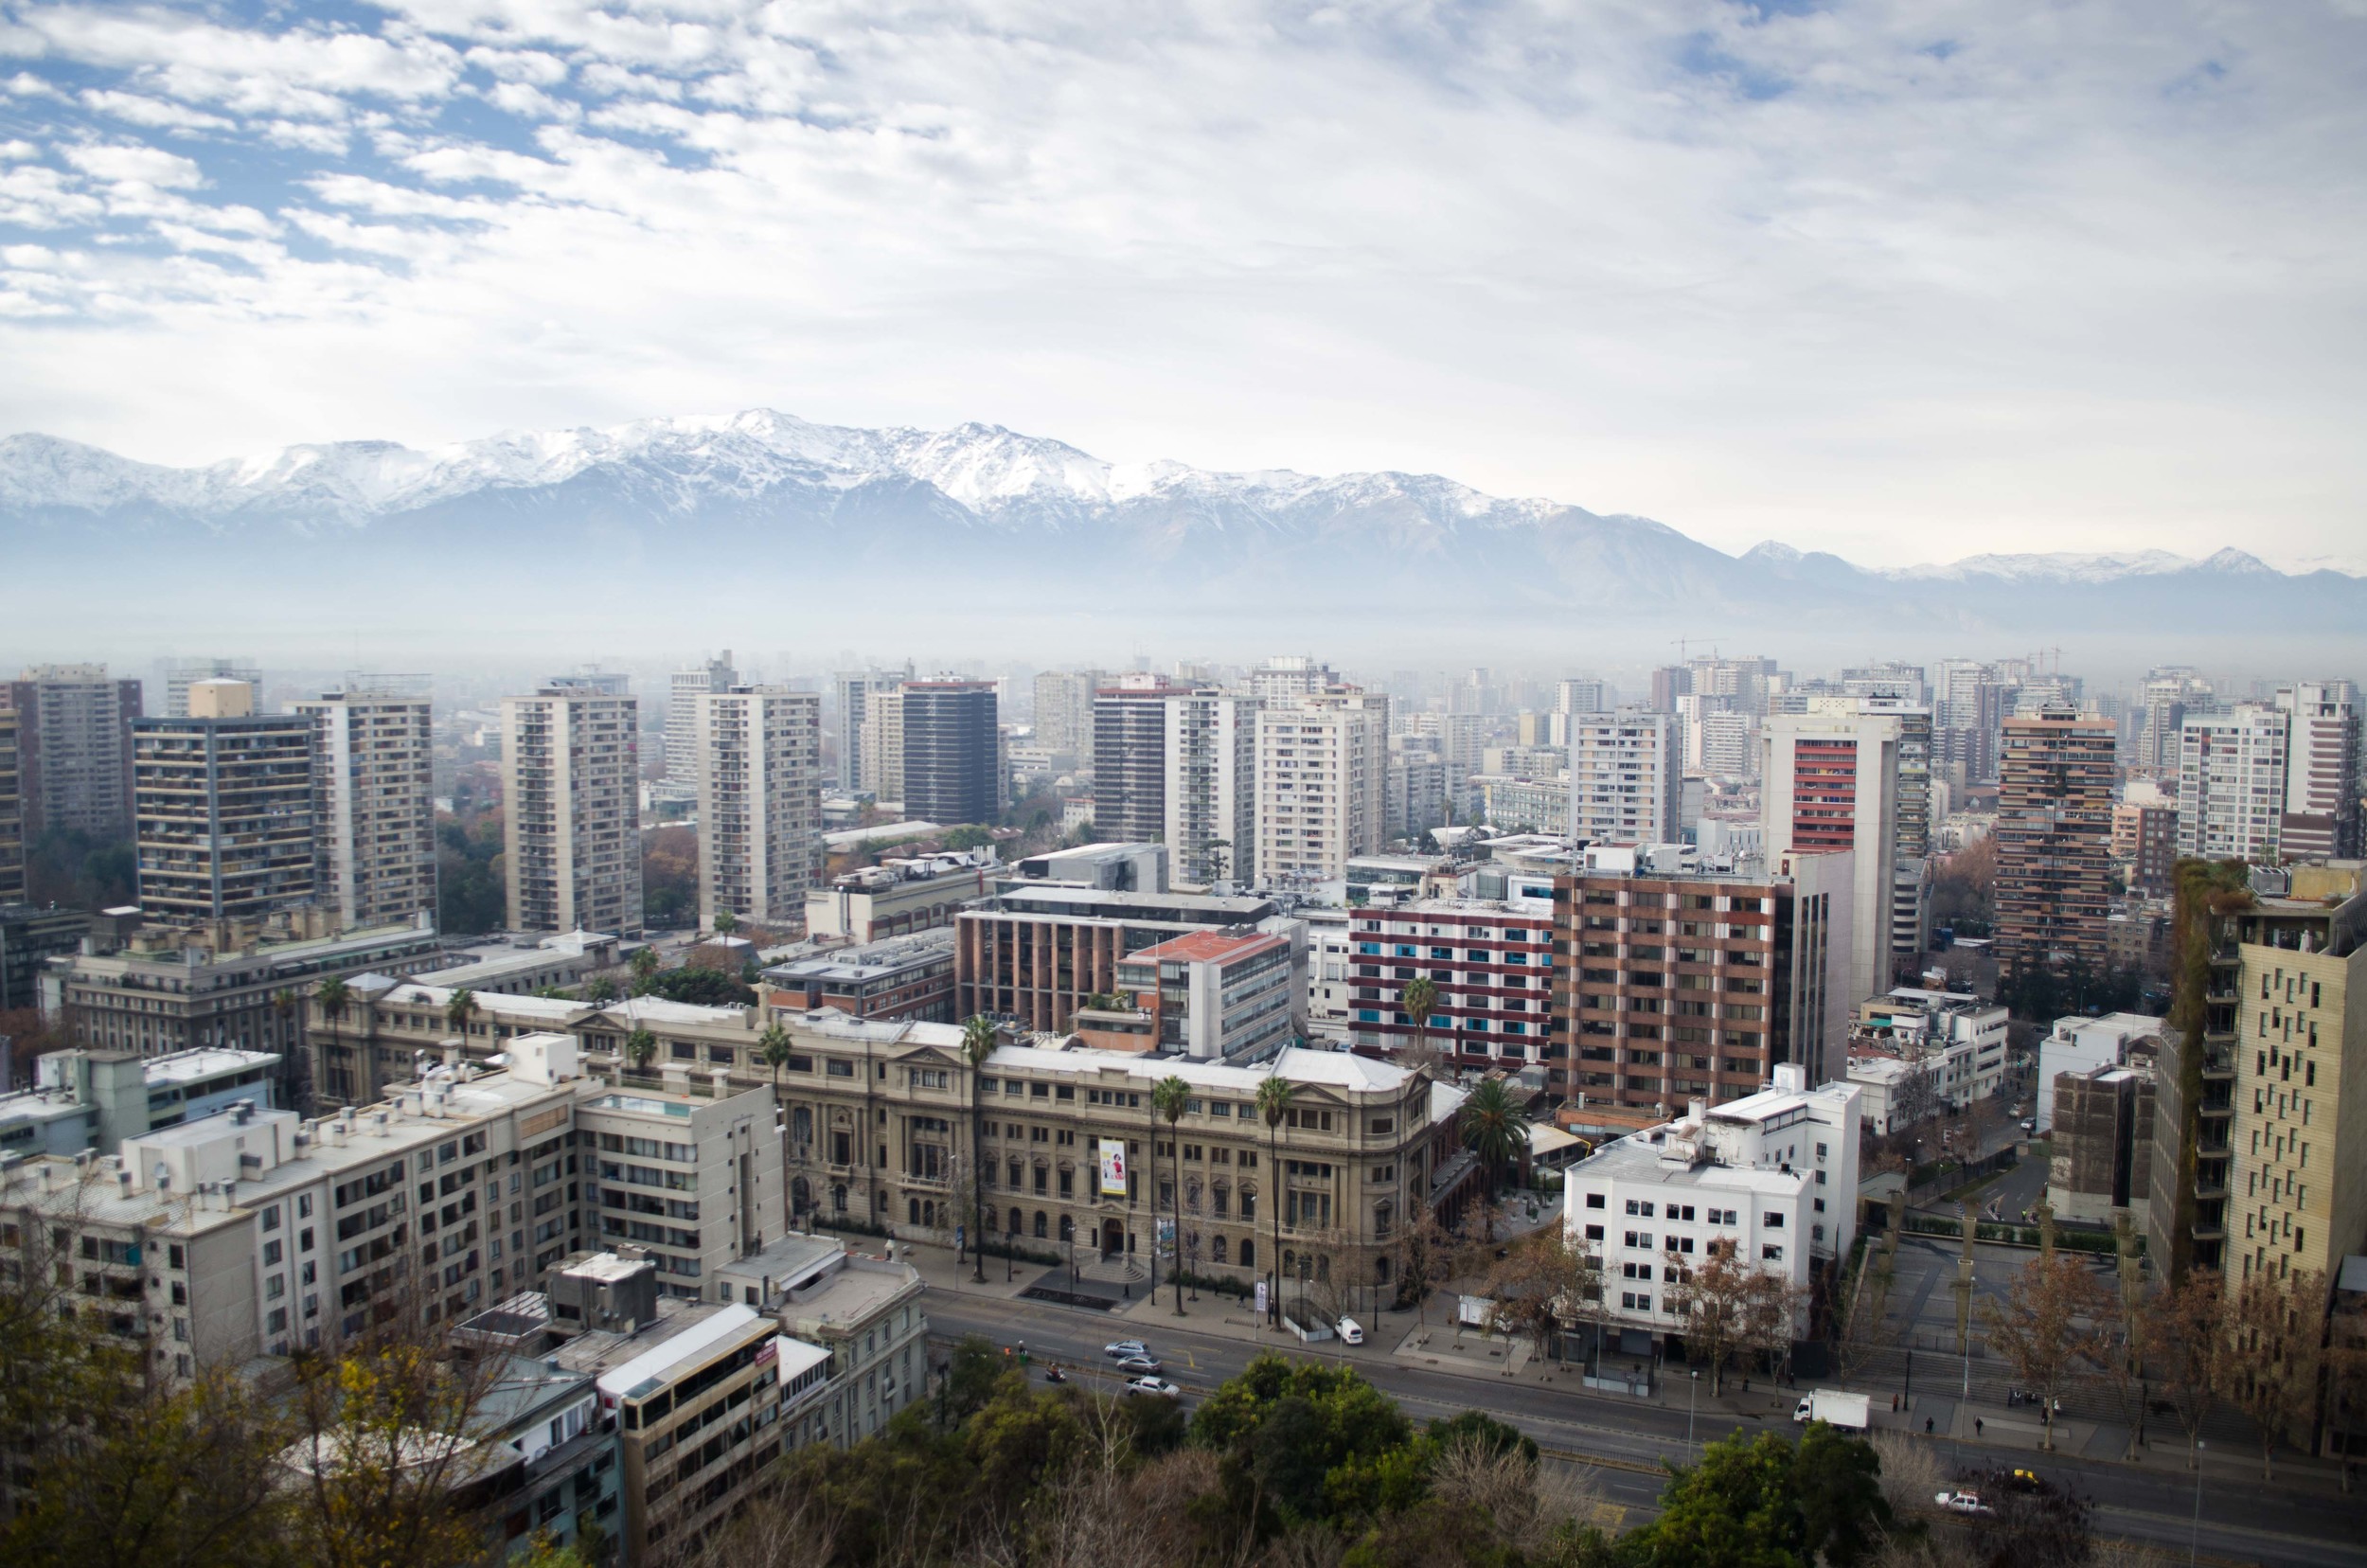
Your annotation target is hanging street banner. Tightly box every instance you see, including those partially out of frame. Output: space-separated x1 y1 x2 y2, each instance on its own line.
1098 1138 1129 1196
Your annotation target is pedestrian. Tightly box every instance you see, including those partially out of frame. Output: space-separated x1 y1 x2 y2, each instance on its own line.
1892 1394 1899 1413
1976 1418 1984 1437
1926 1417 1934 1435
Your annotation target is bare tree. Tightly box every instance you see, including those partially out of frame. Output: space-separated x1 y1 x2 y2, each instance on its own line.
1830 1243 1900 1384
1980 1252 2114 1451
1664 1239 1761 1395
2224 1267 2327 1481
1482 1227 1599 1368
2143 1268 2229 1469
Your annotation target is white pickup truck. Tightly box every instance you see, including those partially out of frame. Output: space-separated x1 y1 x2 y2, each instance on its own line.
1792 1390 1872 1431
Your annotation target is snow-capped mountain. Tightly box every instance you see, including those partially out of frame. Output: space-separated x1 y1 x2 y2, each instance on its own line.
2 410 2357 652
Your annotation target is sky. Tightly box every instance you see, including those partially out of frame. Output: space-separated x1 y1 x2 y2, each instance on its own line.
2 0 2363 571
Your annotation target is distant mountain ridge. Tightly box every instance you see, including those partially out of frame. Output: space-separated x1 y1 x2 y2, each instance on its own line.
1 410 2356 644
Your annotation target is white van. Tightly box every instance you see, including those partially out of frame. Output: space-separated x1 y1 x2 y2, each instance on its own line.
1336 1317 1364 1345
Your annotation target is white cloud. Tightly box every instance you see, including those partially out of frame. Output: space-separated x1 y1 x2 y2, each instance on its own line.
79 88 232 132
60 140 205 187
0 0 2361 570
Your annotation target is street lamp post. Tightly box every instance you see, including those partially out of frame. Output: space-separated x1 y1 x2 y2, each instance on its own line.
1688 1369 1700 1457
2190 1440 2205 1565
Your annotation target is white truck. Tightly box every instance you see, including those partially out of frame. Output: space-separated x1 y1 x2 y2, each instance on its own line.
1792 1390 1872 1431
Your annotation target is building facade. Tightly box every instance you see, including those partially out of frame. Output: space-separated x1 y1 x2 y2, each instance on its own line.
132 681 317 921
1760 707 1901 1007
6 663 143 840
667 650 738 787
832 666 911 793
504 679 644 936
0 705 21 902
295 680 437 930
954 882 1285 1033
1994 705 2116 972
899 679 1000 827
763 931 956 1023
1255 688 1386 885
2175 704 2291 864
1341 897 1557 1076
1554 846 1852 1112
1568 711 1680 846
2274 680 2360 861
695 686 822 932
1031 668 1101 762
1092 675 1183 847
1165 688 1259 888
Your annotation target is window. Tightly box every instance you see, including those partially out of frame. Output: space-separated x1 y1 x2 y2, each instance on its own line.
1585 1193 1605 1209
826 1059 855 1078
1761 1244 1783 1261
1762 1212 1784 1229
1584 1223 1604 1241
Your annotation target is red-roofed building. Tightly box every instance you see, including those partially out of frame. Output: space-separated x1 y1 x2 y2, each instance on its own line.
1108 929 1297 1060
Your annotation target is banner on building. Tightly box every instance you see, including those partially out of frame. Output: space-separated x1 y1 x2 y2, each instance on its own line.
1098 1138 1128 1196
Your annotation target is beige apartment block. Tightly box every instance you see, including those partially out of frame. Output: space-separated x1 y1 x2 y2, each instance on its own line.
503 680 643 935
1255 687 1386 886
295 681 436 930
695 686 821 932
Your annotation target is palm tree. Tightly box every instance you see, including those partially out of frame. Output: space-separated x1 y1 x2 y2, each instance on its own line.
584 973 618 1005
1399 975 1438 1072
624 1026 658 1077
713 910 739 937
1255 1074 1296 1330
314 975 351 1100
960 1015 998 1283
1153 1075 1192 1316
757 1023 792 1090
1459 1078 1530 1242
444 988 478 1040
630 946 661 996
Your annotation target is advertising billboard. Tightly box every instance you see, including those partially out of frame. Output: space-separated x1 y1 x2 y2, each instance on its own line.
1097 1138 1128 1196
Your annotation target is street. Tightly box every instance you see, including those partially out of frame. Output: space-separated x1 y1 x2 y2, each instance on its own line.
922 1292 2367 1567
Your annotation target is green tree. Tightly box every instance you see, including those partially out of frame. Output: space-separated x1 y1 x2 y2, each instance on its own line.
1621 1427 1890 1568
712 909 739 936
582 973 618 1005
624 1026 658 1075
441 988 477 1039
629 945 662 997
1255 1075 1296 1327
1153 1074 1192 1316
1458 1077 1529 1236
757 1023 792 1091
1398 975 1438 1073
961 1014 998 1282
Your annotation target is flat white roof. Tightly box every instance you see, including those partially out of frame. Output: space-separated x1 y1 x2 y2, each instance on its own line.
145 1047 280 1084
983 1042 1414 1097
596 1303 764 1399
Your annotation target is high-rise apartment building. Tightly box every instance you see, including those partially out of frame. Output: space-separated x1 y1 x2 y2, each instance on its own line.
1554 846 1854 1109
1761 708 1901 1005
695 686 822 931
132 680 316 921
1255 687 1386 884
0 706 22 902
160 657 259 719
2138 666 2215 772
1555 677 1609 717
5 663 143 840
2273 680 2360 860
666 650 737 785
2176 704 2290 864
831 665 912 793
1646 666 1689 713
1245 655 1339 704
1092 674 1184 847
1032 668 1103 762
1857 695 1934 958
1567 710 1680 846
1994 704 2117 972
294 679 436 930
858 683 905 804
1932 658 2011 783
1165 688 1259 887
899 678 1000 827
503 677 643 935
1840 663 1928 704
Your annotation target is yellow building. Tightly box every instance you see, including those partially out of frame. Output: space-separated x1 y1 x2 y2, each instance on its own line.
2229 865 2367 1289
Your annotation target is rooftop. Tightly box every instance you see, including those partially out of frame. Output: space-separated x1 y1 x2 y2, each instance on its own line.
1123 930 1286 965
984 1042 1418 1099
1573 1131 1809 1196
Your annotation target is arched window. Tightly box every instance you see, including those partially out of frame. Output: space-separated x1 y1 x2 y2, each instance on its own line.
1007 1206 1023 1236
1375 1256 1392 1283
1034 1211 1048 1238
1059 1215 1074 1241
1282 1250 1295 1278
1239 1239 1254 1270
791 1176 811 1215
922 1200 935 1228
909 1198 921 1225
1316 1255 1329 1284
1185 1176 1203 1214
1211 1235 1228 1264
1374 1201 1394 1240
831 1184 847 1212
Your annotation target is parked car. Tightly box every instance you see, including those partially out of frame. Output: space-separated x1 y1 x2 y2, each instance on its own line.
1103 1341 1148 1360
1336 1317 1365 1345
1124 1377 1182 1399
2019 1118 2036 1132
1934 1492 1992 1515
1114 1354 1163 1375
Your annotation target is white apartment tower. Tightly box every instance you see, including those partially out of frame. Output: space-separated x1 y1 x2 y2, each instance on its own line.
1032 669 1103 762
1567 710 1680 846
695 686 823 932
667 650 738 786
2175 704 2289 863
1255 687 1385 884
1164 689 1259 887
294 679 436 929
503 679 643 935
2273 680 2360 860
831 665 912 793
1246 655 1340 705
1760 708 1902 1007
